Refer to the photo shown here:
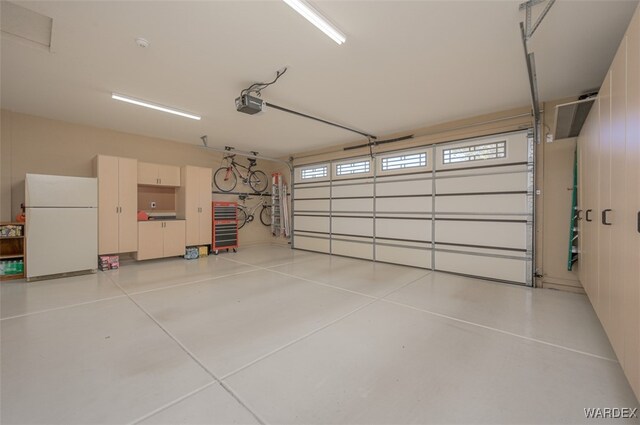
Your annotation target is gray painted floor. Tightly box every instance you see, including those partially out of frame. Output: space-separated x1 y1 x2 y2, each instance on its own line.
1 244 638 424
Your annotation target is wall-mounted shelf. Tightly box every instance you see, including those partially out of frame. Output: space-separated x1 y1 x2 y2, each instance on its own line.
1 222 26 281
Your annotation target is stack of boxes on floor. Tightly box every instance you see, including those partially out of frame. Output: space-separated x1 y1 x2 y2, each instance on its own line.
98 255 119 271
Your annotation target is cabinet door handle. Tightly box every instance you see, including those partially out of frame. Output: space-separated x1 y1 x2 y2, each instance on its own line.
586 209 592 222
576 209 582 220
602 209 612 225
637 211 640 233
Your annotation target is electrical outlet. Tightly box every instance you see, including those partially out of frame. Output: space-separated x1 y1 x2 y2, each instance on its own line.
150 201 156 209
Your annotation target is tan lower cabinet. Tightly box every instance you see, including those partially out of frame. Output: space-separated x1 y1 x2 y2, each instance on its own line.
135 220 185 260
578 3 640 401
137 221 164 260
163 221 187 257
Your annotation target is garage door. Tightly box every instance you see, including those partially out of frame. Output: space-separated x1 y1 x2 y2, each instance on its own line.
292 130 533 285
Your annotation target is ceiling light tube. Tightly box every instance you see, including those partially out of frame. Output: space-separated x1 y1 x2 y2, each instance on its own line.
282 0 346 45
111 93 201 120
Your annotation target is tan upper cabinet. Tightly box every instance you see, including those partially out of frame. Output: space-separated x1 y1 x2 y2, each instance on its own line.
135 220 185 260
177 166 212 246
138 162 158 186
95 155 138 255
158 164 181 187
138 162 181 186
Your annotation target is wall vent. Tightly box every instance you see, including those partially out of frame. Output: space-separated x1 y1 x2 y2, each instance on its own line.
553 92 598 140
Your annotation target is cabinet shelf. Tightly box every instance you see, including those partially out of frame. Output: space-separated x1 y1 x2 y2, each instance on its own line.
0 273 24 281
0 254 24 260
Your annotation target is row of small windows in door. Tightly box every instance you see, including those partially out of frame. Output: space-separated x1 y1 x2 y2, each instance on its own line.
300 140 507 179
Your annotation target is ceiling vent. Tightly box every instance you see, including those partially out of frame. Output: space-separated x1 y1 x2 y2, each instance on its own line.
553 92 598 140
1 2 52 50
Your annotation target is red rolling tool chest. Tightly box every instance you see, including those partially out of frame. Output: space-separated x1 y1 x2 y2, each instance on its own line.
212 201 238 255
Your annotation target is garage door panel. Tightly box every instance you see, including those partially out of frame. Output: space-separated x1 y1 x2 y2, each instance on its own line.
376 245 431 269
375 218 431 242
294 199 329 211
332 217 373 237
294 186 330 199
376 179 432 196
294 215 330 233
436 172 528 194
293 235 330 253
434 251 527 284
332 183 374 197
435 194 528 214
436 220 527 249
332 239 373 260
332 198 373 212
376 196 432 213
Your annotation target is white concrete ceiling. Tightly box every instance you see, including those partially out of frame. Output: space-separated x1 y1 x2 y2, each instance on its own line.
1 0 638 156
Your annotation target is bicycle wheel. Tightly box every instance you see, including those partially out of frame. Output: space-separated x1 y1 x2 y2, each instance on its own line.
237 208 248 229
260 205 272 226
214 167 237 192
248 170 268 193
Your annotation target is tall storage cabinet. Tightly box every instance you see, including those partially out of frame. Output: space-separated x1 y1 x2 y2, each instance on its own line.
177 166 212 246
95 155 138 255
577 4 640 401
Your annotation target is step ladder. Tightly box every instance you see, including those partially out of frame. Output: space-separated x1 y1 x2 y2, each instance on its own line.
271 173 290 238
271 173 283 237
567 148 579 270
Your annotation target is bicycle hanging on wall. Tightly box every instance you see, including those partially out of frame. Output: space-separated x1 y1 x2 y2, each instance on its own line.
236 194 271 229
213 152 268 193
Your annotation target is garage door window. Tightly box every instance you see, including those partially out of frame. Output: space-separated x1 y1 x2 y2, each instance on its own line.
381 152 427 171
443 141 506 164
301 165 328 179
336 160 370 176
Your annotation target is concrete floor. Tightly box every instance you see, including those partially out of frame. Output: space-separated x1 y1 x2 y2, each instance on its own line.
1 244 638 424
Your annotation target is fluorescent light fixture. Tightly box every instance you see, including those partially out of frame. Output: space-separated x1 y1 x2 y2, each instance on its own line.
281 0 346 45
111 93 201 120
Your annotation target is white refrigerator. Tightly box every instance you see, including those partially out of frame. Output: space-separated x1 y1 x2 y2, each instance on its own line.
25 174 98 280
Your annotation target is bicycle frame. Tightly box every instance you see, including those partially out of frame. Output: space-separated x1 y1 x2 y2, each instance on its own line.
238 196 269 218
222 156 256 183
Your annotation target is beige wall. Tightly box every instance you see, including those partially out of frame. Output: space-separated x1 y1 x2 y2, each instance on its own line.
0 109 282 247
1 105 580 289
